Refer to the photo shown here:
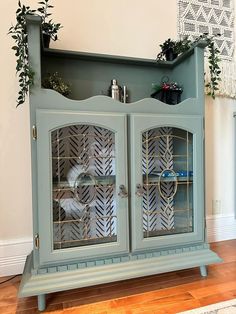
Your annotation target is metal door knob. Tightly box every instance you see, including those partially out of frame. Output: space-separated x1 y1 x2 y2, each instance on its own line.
118 185 128 198
135 184 144 197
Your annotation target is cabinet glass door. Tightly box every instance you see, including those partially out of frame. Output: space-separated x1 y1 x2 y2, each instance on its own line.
37 110 129 265
131 114 204 252
52 124 117 250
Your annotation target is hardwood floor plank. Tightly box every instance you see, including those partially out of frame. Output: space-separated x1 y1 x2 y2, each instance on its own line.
198 290 236 307
158 299 201 314
114 297 200 314
189 280 236 299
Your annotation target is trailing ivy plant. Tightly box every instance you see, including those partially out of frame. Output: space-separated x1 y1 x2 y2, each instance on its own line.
9 0 62 106
156 34 221 99
8 1 35 106
202 34 221 99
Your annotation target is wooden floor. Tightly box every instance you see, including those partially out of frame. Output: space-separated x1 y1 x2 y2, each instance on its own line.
1 240 236 314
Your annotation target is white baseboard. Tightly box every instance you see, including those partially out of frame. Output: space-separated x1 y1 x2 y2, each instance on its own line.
206 214 236 243
0 216 235 277
0 238 32 277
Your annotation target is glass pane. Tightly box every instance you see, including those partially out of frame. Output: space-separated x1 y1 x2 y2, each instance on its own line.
51 125 117 250
142 127 193 238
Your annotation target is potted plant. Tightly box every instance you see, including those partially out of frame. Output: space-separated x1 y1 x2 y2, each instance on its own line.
156 34 221 99
8 0 62 106
37 0 62 48
157 38 178 61
156 37 192 61
41 22 62 48
42 72 71 96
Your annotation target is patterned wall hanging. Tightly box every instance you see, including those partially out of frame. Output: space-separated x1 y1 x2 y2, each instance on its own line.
178 0 236 98
178 0 234 60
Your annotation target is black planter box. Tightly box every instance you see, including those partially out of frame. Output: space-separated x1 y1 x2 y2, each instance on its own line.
151 89 182 105
164 48 178 61
43 34 51 48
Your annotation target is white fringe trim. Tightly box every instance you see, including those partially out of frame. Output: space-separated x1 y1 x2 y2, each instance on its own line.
205 59 236 99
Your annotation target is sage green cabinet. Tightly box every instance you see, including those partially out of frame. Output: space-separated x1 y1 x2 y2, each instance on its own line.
18 16 221 312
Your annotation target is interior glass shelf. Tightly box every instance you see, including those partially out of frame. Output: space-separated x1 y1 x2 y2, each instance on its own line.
53 175 116 188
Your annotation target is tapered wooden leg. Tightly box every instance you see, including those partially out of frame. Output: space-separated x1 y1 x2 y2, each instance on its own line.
200 265 207 277
38 294 46 311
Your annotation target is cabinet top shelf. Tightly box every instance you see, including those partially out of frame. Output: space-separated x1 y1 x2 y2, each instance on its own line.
42 39 207 68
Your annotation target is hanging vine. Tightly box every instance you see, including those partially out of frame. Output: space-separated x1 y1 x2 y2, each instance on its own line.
8 0 62 106
8 1 35 106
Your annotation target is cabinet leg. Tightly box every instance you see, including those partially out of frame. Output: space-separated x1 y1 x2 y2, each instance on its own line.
38 294 46 311
200 265 207 277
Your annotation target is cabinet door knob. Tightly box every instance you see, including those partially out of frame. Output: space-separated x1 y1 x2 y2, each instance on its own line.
135 184 144 197
118 184 128 198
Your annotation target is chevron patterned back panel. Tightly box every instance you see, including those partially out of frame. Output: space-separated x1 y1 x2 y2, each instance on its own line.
51 124 117 250
142 127 193 238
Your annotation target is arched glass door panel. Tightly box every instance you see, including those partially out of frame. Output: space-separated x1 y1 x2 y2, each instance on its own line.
142 127 193 238
51 124 117 250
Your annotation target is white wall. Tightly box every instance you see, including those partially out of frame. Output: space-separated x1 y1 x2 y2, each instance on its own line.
0 0 236 276
205 97 236 243
205 97 236 218
0 1 32 241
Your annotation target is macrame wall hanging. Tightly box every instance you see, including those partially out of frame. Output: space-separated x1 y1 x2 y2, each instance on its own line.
178 0 236 98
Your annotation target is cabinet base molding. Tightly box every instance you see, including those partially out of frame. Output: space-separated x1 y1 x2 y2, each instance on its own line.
19 248 221 302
